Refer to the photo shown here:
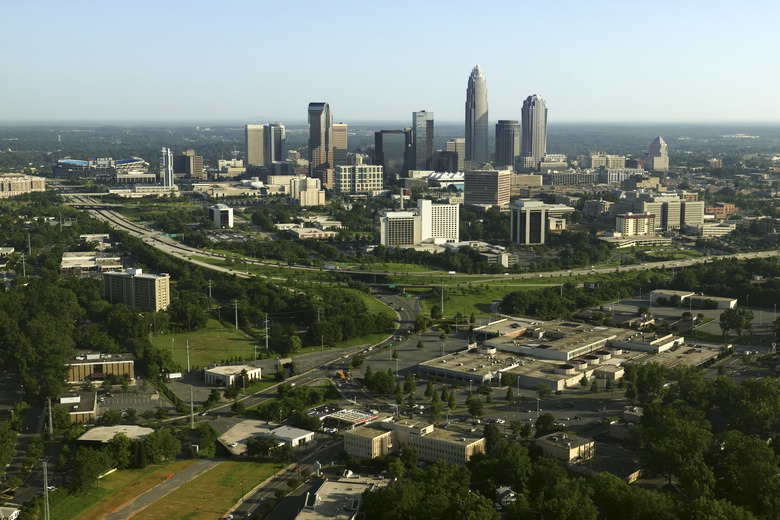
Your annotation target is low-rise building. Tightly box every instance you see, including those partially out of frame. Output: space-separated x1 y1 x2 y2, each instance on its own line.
535 432 594 463
258 425 315 447
67 351 135 383
60 251 123 276
203 364 261 387
55 392 98 424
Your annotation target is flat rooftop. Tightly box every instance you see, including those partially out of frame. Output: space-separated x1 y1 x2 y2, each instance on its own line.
78 425 154 443
295 477 389 520
205 364 259 376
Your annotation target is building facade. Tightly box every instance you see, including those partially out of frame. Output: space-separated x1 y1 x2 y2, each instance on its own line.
510 199 575 245
160 147 175 187
615 213 656 237
445 138 466 172
334 165 383 193
464 169 511 207
495 120 520 168
308 102 333 174
0 173 46 198
291 177 325 207
332 123 348 167
173 149 204 179
465 65 489 166
103 268 170 312
412 111 434 170
209 204 234 228
375 130 409 178
645 136 670 171
264 123 286 166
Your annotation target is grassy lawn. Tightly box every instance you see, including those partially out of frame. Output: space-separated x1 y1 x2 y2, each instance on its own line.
132 460 282 520
49 460 198 520
154 319 260 368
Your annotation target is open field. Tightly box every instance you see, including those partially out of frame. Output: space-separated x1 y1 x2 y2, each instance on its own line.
132 460 281 520
154 319 259 368
49 460 198 520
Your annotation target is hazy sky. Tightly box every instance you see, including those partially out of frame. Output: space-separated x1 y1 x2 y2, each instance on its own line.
2 0 779 123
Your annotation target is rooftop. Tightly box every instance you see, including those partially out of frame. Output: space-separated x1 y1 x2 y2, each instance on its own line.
77 425 154 443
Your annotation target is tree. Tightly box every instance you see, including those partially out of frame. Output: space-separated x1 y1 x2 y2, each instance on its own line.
468 398 484 420
429 401 444 425
424 380 434 399
440 385 449 403
231 400 246 415
224 386 239 400
483 424 502 453
590 380 600 393
403 373 415 395
430 304 442 320
101 409 122 426
70 447 113 493
580 374 589 387
416 340 424 350
534 383 551 400
447 392 456 411
392 346 399 359
145 428 181 463
720 307 754 338
107 433 132 469
506 387 514 402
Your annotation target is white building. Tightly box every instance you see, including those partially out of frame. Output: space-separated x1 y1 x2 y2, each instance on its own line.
379 199 459 247
291 177 326 207
258 425 314 447
335 165 383 194
203 364 261 386
615 213 656 237
209 204 234 228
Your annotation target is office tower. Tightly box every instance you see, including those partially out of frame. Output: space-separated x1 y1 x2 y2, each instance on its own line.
495 120 520 167
412 111 434 170
434 151 459 173
291 176 325 207
263 123 286 166
375 130 409 178
445 138 466 171
379 199 459 247
208 204 234 228
334 165 383 193
103 268 170 312
465 65 489 166
510 200 575 245
333 123 348 167
463 169 511 207
645 136 669 171
160 147 174 187
308 102 333 174
246 124 265 166
615 213 656 237
520 95 548 170
173 149 204 179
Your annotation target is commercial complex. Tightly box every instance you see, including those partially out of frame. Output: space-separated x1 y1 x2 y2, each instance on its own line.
334 165 383 194
173 149 204 179
379 199 460 247
308 102 333 174
203 364 262 387
103 268 170 312
509 199 575 245
291 176 325 206
412 111 434 170
0 173 46 198
615 213 656 237
464 168 511 207
66 351 135 384
465 65 488 166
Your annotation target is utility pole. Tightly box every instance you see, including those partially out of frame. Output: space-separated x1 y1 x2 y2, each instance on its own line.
42 459 50 520
187 340 194 429
47 397 53 436
441 283 444 316
264 315 269 352
207 279 212 308
21 253 26 278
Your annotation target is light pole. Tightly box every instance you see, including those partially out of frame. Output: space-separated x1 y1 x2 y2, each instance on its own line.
536 397 540 418
321 334 324 351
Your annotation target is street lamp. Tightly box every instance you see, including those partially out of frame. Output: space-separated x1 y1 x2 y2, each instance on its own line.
536 397 540 418
321 334 324 351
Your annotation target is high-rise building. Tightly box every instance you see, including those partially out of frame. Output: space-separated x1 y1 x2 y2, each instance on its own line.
412 111 434 170
615 213 656 237
379 199 459 247
160 147 175 187
375 130 409 178
465 65 489 166
173 149 204 179
334 165 383 194
209 204 234 228
495 120 520 167
308 102 333 174
246 124 265 166
445 138 466 171
263 123 286 166
464 168 511 207
645 136 669 171
291 176 325 207
520 95 548 171
103 268 170 312
333 123 348 167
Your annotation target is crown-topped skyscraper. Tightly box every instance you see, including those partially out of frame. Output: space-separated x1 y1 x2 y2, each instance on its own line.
519 94 548 171
465 65 489 166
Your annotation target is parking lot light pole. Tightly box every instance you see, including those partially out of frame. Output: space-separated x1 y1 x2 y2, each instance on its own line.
536 398 540 419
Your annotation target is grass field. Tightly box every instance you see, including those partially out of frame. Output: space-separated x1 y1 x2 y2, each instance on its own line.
132 460 281 520
154 319 260 368
49 460 198 520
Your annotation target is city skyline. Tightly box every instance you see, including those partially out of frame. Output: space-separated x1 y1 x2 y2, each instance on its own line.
1 1 779 123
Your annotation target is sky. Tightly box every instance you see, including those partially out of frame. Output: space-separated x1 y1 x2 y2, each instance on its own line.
1 0 779 124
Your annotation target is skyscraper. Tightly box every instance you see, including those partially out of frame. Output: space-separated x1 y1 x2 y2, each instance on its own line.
160 147 174 187
245 124 265 166
465 65 488 166
520 95 548 170
495 120 520 167
308 102 333 174
412 111 434 170
375 130 409 178
645 136 669 171
263 123 286 166
333 123 348 167
445 138 466 171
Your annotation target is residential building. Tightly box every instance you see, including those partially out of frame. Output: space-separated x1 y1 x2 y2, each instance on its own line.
645 136 670 171
308 102 333 174
520 95 548 171
246 124 265 166
495 120 520 167
209 204 234 228
103 268 170 312
0 173 46 198
465 64 489 166
615 213 656 237
509 199 575 245
464 168 511 207
291 176 325 207
332 123 348 167
334 165 383 194
412 111 434 170
445 137 466 172
375 129 410 178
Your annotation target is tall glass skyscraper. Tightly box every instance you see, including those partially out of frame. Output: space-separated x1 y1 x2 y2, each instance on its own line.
375 129 409 178
263 123 286 166
308 102 332 174
495 120 520 167
465 65 488 165
412 110 434 170
520 95 548 168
